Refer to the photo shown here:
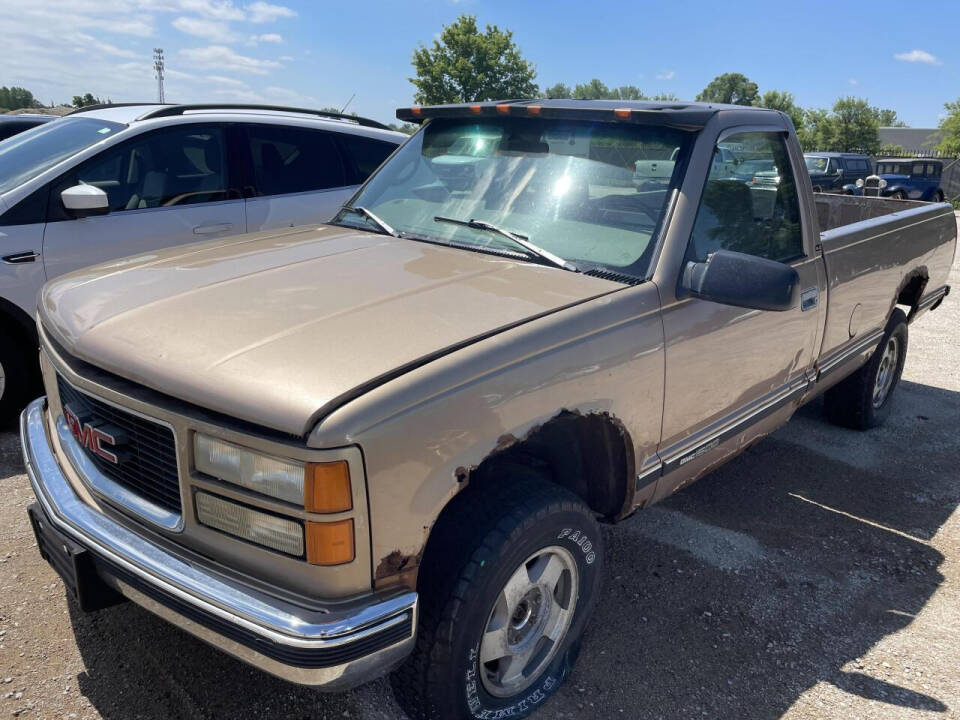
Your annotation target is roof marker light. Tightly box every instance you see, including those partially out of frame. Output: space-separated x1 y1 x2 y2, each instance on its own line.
614 108 632 119
495 104 511 114
470 105 483 114
526 105 541 115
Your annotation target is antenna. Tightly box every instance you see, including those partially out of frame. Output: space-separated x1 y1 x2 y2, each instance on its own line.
153 48 165 104
339 93 355 114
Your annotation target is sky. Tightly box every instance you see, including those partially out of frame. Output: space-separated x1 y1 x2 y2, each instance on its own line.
1 0 958 128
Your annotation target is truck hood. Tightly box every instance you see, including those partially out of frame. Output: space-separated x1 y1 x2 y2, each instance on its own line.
40 225 619 436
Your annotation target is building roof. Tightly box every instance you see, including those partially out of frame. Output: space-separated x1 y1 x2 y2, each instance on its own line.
878 127 943 151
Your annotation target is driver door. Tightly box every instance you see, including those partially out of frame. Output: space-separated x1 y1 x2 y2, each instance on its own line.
41 123 245 280
654 128 827 500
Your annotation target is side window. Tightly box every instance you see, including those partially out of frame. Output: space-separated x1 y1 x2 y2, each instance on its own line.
912 162 925 176
53 125 230 216
338 133 397 185
247 125 345 196
688 131 803 264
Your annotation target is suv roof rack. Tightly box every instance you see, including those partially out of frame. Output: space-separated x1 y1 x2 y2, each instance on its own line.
135 103 391 130
65 103 172 116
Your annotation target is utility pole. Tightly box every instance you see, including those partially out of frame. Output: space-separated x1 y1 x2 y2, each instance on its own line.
153 48 165 104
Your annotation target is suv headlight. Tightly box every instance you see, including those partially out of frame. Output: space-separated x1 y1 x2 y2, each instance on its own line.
194 434 352 512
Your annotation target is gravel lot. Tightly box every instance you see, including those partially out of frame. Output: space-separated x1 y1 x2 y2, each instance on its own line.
1 224 958 720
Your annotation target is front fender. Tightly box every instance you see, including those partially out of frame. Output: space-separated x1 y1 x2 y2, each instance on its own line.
310 284 666 588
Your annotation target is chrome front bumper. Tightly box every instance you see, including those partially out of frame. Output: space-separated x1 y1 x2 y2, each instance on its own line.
20 398 417 690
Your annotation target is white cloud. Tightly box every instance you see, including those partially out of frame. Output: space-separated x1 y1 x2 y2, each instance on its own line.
848 78 858 85
656 70 676 80
253 32 283 43
167 0 245 20
245 1 295 23
180 44 281 74
278 54 293 62
172 16 239 42
893 49 941 65
264 85 317 105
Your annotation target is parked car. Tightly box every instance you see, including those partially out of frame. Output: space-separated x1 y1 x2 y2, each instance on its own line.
859 158 946 201
804 152 873 193
21 100 955 720
0 103 404 420
0 113 56 141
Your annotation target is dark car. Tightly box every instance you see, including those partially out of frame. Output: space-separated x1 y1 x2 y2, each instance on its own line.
804 152 873 193
0 114 56 141
864 158 945 202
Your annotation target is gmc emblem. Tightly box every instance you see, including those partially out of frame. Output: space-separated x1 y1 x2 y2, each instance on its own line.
63 405 126 465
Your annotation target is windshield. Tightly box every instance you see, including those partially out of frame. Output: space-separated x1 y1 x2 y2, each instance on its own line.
336 117 691 276
0 117 125 195
804 156 829 173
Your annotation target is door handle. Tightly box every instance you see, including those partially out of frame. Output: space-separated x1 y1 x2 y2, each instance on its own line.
193 223 233 235
2 251 39 264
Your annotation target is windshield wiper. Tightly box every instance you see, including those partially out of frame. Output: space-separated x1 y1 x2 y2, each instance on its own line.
339 205 399 237
433 216 578 272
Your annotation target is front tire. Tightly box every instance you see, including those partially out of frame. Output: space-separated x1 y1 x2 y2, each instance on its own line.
391 473 602 720
824 309 908 430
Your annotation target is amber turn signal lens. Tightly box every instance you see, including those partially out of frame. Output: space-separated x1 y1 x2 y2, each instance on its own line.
613 108 632 119
304 461 352 513
306 519 355 565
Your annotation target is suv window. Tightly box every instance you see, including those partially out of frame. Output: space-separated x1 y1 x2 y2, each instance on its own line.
52 124 230 216
247 125 345 196
338 133 397 185
688 131 803 264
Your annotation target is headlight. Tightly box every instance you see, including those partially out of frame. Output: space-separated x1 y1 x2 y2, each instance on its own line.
856 178 864 188
196 492 304 556
194 434 353 512
195 434 305 504
879 178 888 189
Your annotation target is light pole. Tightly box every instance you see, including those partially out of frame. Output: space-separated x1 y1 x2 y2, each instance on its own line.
153 48 165 104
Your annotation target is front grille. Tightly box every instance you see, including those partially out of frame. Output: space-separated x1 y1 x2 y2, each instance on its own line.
57 376 182 515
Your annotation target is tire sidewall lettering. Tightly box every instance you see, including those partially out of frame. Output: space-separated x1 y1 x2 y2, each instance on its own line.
558 527 596 564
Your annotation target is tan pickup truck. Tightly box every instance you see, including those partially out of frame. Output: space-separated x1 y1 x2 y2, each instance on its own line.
21 100 955 720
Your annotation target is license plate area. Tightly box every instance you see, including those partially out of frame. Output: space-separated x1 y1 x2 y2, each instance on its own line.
27 503 126 612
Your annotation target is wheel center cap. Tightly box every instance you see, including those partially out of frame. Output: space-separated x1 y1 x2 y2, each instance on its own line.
509 587 544 642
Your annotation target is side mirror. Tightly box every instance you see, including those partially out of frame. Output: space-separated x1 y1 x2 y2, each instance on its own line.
836 167 844 176
61 184 109 218
681 249 799 312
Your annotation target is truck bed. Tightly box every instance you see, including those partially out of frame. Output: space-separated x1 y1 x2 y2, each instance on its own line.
814 193 956 364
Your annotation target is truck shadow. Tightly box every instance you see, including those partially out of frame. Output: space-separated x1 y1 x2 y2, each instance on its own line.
67 380 957 719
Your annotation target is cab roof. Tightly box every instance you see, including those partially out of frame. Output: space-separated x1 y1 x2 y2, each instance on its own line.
396 99 778 129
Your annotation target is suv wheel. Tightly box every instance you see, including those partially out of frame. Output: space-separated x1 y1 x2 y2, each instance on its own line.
824 309 908 430
391 473 602 720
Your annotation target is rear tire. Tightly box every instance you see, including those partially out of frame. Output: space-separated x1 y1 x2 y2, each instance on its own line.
824 309 908 430
934 190 944 203
0 329 30 428
390 473 602 720
892 190 907 200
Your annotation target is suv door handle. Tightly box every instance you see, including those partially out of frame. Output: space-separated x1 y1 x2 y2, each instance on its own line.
193 223 233 235
2 251 39 264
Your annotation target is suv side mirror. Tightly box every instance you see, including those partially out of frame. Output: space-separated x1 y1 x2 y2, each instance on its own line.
681 249 799 312
836 166 844 176
61 184 109 218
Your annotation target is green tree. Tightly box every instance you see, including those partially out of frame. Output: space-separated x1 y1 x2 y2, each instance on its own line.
0 86 38 110
878 143 906 156
572 78 612 100
800 108 835 151
831 97 880 154
875 108 906 127
696 72 758 105
72 93 104 108
756 90 806 134
650 93 680 101
613 85 646 100
936 99 960 156
410 15 537 104
542 83 572 99
387 122 418 135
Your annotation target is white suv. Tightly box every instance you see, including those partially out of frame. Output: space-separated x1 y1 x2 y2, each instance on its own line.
0 103 405 420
